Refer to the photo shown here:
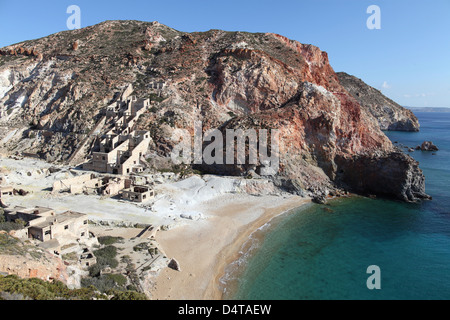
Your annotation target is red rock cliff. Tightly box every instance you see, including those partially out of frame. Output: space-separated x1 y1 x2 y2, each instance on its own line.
0 21 429 201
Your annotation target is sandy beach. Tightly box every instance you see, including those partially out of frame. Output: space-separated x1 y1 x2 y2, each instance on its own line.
151 194 311 300
0 155 311 299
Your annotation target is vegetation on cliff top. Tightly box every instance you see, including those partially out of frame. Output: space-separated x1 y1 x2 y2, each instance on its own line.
0 274 146 300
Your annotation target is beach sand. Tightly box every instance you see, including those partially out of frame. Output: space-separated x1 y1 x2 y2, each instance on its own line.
151 194 310 300
0 155 311 299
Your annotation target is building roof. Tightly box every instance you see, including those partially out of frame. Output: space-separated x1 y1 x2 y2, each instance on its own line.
38 239 60 249
123 185 152 193
30 211 87 229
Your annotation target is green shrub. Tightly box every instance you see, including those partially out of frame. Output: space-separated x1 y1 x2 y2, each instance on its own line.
149 93 165 103
0 222 24 232
96 256 118 269
109 290 147 300
0 233 20 248
0 275 103 300
106 274 127 287
133 242 150 252
81 275 117 293
97 236 124 246
126 284 138 292
81 274 131 296
93 245 119 268
15 219 26 228
120 255 131 263
0 210 23 232
88 263 103 277
62 252 78 261
88 245 119 277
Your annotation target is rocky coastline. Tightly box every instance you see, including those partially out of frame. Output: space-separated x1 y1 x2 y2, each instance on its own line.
0 20 429 203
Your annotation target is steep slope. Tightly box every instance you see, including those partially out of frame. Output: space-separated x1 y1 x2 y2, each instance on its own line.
0 20 429 201
0 232 68 283
337 72 420 131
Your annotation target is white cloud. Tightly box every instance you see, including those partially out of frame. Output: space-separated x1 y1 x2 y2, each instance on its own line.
382 81 391 89
403 92 435 99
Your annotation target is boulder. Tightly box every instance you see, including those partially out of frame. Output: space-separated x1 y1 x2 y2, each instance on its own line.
168 258 181 271
420 141 439 151
312 195 327 204
72 41 79 51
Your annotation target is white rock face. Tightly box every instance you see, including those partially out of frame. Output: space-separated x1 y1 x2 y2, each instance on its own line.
0 69 13 100
228 41 252 50
180 212 204 221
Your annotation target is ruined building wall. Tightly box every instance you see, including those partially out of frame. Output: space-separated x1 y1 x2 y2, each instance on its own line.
52 174 96 193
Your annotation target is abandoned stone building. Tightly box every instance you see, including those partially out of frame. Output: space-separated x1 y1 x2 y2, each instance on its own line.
83 92 152 176
79 248 97 267
84 130 151 175
4 206 90 243
52 173 132 197
121 185 154 203
73 86 158 203
105 95 150 121
148 81 165 90
0 186 13 199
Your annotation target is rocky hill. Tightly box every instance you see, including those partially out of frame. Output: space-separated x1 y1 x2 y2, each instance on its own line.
0 232 68 283
337 72 420 131
0 20 429 202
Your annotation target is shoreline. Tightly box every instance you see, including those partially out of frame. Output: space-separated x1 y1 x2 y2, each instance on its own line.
205 196 311 300
151 194 311 300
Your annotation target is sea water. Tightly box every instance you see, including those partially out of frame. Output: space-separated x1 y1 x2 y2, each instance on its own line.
226 112 450 300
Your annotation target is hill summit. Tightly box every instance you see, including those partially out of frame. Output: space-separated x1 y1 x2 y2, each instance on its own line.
0 20 428 201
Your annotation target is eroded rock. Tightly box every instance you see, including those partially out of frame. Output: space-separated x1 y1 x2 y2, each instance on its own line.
418 141 439 151
168 258 181 271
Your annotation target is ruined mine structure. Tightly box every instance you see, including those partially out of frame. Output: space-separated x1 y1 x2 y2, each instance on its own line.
83 87 152 176
52 172 132 197
4 206 90 243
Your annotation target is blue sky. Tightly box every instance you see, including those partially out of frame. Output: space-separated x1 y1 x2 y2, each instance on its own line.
0 0 449 108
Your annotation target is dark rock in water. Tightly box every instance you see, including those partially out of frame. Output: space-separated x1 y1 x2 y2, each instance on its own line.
168 258 181 271
335 152 431 202
312 195 327 204
322 207 334 213
408 148 415 152
328 189 338 197
420 141 439 151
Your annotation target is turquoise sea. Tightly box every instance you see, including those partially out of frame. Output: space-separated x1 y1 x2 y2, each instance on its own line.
224 112 450 300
